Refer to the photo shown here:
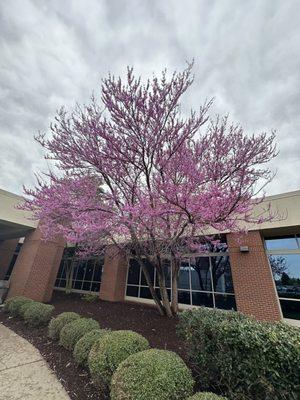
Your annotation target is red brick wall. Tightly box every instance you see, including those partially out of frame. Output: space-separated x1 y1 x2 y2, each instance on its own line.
227 231 282 321
0 238 19 280
99 245 128 302
8 227 65 302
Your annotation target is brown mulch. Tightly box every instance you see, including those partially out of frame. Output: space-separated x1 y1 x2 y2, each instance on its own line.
0 291 187 400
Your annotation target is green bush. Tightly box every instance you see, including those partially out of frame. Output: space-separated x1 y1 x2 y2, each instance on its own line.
23 302 54 327
73 329 110 366
59 318 100 351
111 349 194 400
187 393 227 400
88 330 150 395
3 296 34 317
177 308 300 400
81 293 98 302
19 301 38 318
48 312 81 340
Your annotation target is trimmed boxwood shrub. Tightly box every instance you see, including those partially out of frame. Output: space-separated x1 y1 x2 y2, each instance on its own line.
187 393 227 400
59 318 100 351
23 302 54 327
19 300 38 318
88 330 150 395
48 312 81 340
177 308 300 400
73 329 110 366
111 349 194 400
3 296 34 317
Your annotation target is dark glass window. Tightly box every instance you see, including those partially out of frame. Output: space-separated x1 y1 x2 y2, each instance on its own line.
140 287 152 299
214 294 237 310
211 255 234 293
265 236 299 250
178 290 191 305
54 248 103 293
127 259 140 285
279 299 300 320
190 257 211 291
141 259 155 285
178 260 190 290
192 292 213 307
126 285 139 297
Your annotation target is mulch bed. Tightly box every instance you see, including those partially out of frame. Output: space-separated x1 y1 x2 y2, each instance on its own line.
0 291 187 400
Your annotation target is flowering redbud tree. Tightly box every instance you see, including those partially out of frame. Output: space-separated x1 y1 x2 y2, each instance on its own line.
22 64 277 317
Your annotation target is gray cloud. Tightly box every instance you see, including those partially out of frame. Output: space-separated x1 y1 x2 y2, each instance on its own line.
0 0 300 195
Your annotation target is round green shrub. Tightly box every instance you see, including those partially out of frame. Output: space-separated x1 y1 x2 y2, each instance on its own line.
48 312 81 340
3 296 34 317
73 329 110 366
23 302 54 327
59 318 100 351
88 330 150 395
111 349 194 400
19 301 38 318
187 393 228 400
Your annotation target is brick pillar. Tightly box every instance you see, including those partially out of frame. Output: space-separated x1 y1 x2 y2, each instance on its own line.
8 227 65 302
227 231 282 322
0 239 19 280
99 245 128 302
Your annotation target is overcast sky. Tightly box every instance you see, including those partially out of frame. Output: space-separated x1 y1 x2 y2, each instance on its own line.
1 0 299 196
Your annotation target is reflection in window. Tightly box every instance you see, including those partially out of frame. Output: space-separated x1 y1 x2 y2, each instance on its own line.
266 235 300 321
190 257 211 291
126 253 236 311
265 235 299 250
54 249 103 293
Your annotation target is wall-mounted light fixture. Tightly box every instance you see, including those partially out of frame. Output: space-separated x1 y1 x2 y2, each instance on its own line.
240 246 249 253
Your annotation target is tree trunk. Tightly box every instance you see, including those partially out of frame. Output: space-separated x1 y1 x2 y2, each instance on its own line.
137 259 166 316
156 268 173 317
171 257 180 315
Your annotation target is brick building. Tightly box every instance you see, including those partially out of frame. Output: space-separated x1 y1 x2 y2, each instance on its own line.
0 188 299 323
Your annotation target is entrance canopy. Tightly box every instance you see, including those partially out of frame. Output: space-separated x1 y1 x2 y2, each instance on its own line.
0 189 37 240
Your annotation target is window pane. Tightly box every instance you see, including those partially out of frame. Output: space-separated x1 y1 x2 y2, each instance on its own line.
192 292 213 307
265 236 298 250
58 279 66 288
211 256 234 293
214 294 237 310
178 290 191 305
54 278 60 287
190 257 211 291
76 261 86 280
127 259 140 285
93 259 103 281
91 282 101 292
270 254 300 300
140 287 152 299
73 280 83 290
82 281 92 291
126 286 139 297
280 299 300 320
178 259 190 290
84 260 95 281
141 259 155 285
155 259 171 288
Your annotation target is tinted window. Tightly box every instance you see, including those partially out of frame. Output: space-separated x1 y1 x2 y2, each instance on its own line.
265 236 299 250
211 256 234 293
190 257 211 291
127 259 140 285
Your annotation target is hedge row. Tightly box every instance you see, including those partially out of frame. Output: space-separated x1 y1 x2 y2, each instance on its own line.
177 307 300 400
48 311 216 399
4 296 54 327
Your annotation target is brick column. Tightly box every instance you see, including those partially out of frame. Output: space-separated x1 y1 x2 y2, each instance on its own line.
8 227 65 302
99 245 128 302
0 239 19 280
227 231 282 321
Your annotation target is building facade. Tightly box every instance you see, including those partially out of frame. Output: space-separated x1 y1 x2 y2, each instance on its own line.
0 188 299 322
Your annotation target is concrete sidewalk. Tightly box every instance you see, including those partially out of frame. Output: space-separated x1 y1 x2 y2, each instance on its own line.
0 323 70 400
